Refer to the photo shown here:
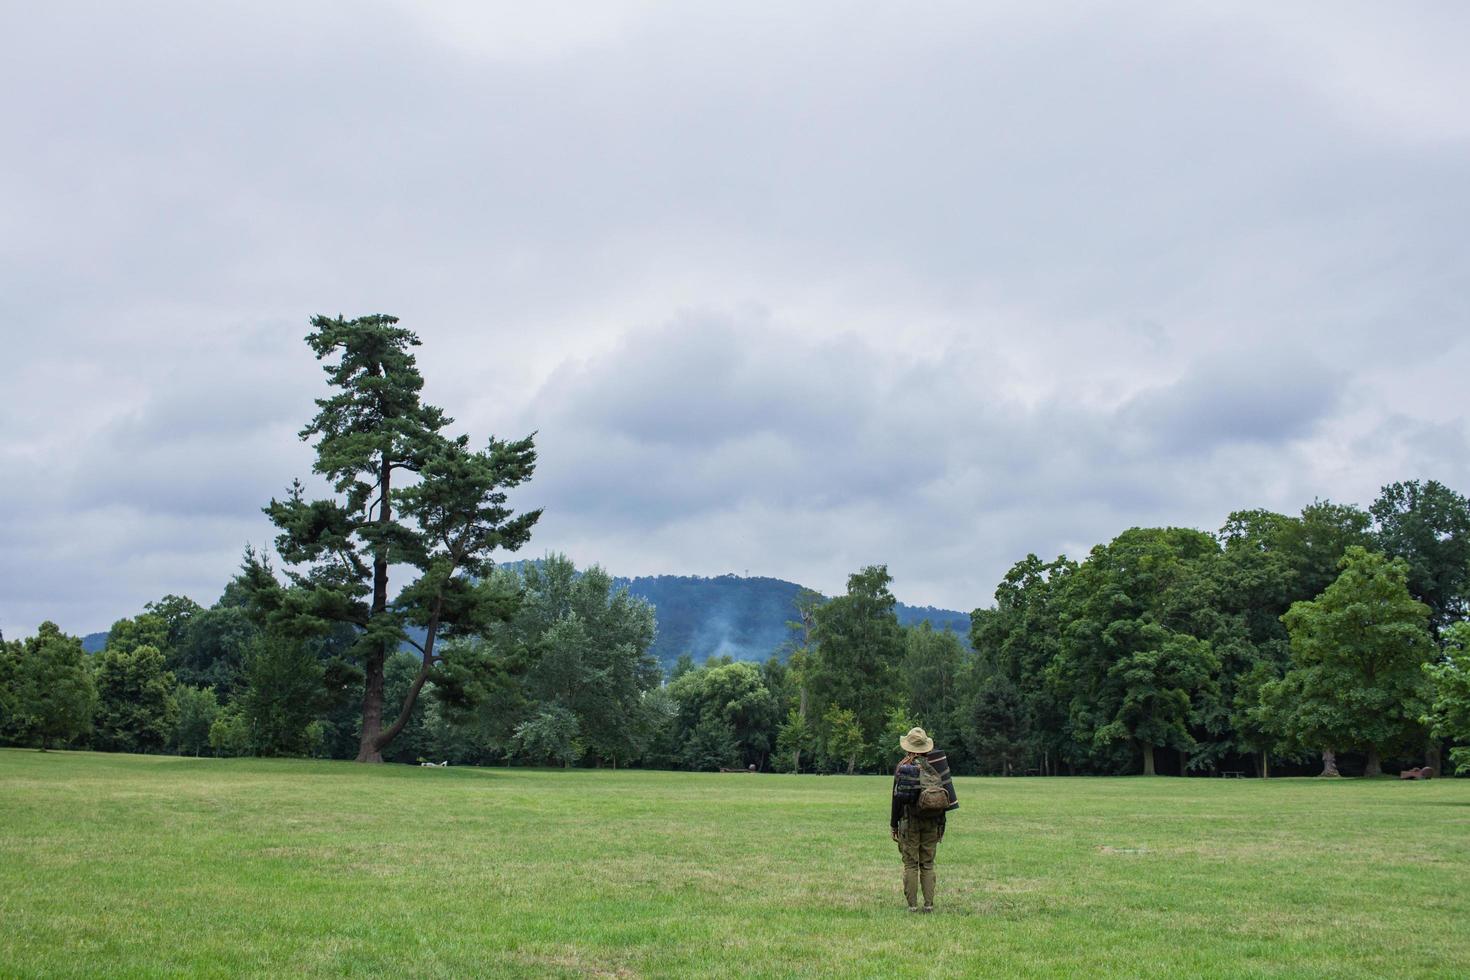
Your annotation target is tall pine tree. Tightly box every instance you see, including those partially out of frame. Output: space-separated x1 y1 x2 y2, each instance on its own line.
259 315 540 761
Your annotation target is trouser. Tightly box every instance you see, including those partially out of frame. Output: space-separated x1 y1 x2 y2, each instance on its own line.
896 816 942 907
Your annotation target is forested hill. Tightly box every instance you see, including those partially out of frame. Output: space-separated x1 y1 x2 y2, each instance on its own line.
612 573 969 667
81 571 971 666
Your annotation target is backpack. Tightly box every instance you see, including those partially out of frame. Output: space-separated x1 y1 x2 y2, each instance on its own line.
913 755 949 815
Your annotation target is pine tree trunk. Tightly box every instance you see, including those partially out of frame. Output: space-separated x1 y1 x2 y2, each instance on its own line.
1141 743 1156 776
1261 749 1269 779
846 755 856 775
1363 746 1382 778
792 749 801 773
1320 748 1340 777
356 648 385 763
1179 746 1190 777
1426 739 1441 779
356 454 394 763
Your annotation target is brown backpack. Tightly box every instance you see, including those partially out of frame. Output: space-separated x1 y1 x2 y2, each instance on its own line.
914 755 949 815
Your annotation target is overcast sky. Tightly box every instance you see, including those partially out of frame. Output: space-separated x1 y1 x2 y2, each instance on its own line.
4 2 1469 637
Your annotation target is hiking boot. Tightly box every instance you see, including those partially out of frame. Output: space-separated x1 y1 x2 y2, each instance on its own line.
907 905 921 913
921 905 934 914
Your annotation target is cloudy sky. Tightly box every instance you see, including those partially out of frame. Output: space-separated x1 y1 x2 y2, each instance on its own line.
4 2 1469 637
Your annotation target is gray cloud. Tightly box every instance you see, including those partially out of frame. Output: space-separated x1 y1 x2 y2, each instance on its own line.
3 1 1469 635
1119 354 1344 456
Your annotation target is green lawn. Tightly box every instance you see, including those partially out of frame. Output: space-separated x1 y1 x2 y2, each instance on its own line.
1 751 1466 978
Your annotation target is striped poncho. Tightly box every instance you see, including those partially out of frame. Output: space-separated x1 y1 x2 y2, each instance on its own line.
890 750 960 828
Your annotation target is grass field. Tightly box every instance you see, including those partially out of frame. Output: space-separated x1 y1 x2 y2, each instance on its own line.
1 751 1467 978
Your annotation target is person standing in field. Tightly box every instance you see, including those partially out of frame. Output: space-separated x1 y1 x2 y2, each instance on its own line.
891 726 959 913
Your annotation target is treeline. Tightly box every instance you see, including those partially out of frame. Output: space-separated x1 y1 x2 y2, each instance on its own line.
4 323 1469 776
3 480 1469 777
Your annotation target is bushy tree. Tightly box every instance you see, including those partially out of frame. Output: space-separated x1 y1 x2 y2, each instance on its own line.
0 633 20 742
823 705 865 774
1289 501 1376 602
1272 547 1434 776
93 643 176 753
173 684 219 756
145 595 202 651
208 706 252 757
775 708 815 772
809 566 904 765
971 554 1073 775
1095 630 1217 775
966 673 1030 774
104 614 169 658
666 661 777 768
1230 659 1286 777
1051 528 1220 775
901 624 965 742
259 314 539 762
1424 621 1470 774
1371 480 1470 632
171 603 258 699
682 715 740 772
477 557 660 767
511 703 583 767
11 624 96 749
241 633 326 757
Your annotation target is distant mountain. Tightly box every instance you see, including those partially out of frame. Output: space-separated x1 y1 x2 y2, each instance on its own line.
82 632 108 653
612 572 970 667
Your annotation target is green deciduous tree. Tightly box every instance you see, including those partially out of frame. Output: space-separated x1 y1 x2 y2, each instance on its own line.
11 623 95 750
809 566 904 765
901 623 965 742
679 715 739 771
104 614 169 658
0 633 20 742
93 643 176 753
775 708 815 772
666 660 778 768
1094 630 1218 776
971 553 1075 775
208 705 252 757
1290 501 1376 603
1051 528 1220 775
823 704 865 774
1272 547 1434 777
493 557 661 767
512 703 583 767
145 595 202 650
1424 621 1470 774
173 684 219 756
171 603 258 699
1230 659 1285 777
1370 480 1470 632
241 633 326 757
259 314 540 762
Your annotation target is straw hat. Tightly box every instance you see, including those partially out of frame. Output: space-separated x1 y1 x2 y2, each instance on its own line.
899 727 933 754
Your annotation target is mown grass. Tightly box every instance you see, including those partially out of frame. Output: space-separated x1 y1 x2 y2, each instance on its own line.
1 750 1467 978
